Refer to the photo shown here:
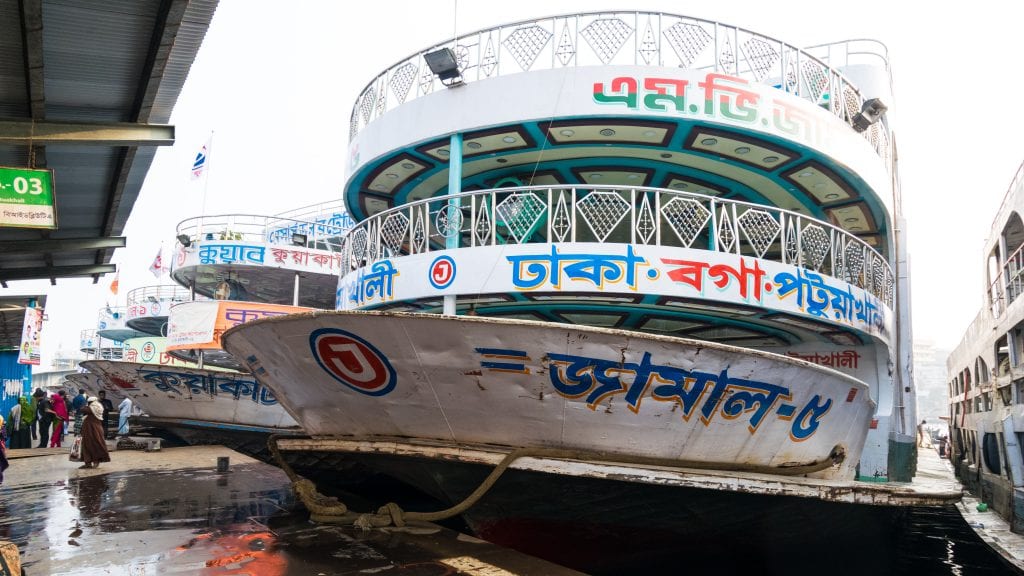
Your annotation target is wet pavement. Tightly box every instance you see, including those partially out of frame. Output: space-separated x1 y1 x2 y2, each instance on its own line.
0 445 580 575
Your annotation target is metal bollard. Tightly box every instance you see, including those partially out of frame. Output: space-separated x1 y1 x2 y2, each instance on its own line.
217 456 229 474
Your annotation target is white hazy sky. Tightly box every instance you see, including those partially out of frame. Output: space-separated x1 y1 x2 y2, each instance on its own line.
7 0 1024 368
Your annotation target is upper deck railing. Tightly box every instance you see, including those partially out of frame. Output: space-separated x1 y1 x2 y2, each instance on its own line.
350 12 892 163
989 159 1024 239
175 213 353 253
126 285 194 308
340 185 894 307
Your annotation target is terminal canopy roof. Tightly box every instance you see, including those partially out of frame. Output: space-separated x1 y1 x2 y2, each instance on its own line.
0 294 45 350
0 0 217 285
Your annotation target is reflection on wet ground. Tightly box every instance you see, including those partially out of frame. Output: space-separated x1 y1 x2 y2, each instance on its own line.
0 447 579 575
0 445 1020 575
1 461 294 574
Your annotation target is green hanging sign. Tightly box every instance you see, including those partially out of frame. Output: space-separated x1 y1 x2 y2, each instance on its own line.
0 166 56 229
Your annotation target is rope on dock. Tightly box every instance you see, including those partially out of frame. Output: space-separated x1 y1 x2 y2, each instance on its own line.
268 435 845 528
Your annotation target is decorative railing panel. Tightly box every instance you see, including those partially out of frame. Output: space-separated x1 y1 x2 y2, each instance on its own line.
175 212 354 253
349 12 892 163
338 185 894 307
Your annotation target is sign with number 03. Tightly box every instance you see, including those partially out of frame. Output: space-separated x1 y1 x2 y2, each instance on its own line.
0 166 56 229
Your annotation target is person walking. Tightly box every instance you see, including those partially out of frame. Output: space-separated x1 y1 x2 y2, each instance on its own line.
21 393 36 445
7 399 20 449
35 389 53 448
98 391 114 439
117 396 132 438
917 419 927 447
71 388 87 436
50 391 69 448
79 397 110 469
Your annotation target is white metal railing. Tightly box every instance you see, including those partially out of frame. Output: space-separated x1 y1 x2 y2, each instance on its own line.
79 329 124 360
990 159 1024 240
175 212 353 252
803 39 890 73
990 242 1024 318
126 285 193 308
96 306 128 327
339 185 894 307
350 11 892 163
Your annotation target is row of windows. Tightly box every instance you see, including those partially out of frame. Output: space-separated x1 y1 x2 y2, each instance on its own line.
956 429 1007 477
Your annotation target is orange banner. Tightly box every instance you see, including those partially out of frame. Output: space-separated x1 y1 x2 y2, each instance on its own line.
166 301 309 352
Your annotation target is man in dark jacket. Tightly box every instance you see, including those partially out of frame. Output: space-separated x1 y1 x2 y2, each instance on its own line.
98 391 115 439
34 389 51 448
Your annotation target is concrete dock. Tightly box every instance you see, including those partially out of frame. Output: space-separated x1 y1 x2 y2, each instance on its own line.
0 443 583 575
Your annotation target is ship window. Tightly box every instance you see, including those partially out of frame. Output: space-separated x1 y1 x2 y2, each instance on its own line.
957 430 966 460
1018 433 1024 470
1017 380 1024 404
969 432 978 464
1000 385 1013 406
983 433 1002 474
996 335 1011 376
983 393 993 412
977 357 990 383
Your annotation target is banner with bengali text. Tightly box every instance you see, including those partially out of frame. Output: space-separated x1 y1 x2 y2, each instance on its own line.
167 300 308 352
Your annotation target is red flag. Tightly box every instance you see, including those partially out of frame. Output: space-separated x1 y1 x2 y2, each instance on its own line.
109 271 120 295
149 246 166 277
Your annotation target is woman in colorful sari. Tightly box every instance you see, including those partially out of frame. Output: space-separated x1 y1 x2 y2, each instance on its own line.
79 397 110 469
49 391 69 448
0 415 9 485
20 394 36 445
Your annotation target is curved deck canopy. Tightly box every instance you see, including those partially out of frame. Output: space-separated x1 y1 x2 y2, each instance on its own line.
170 206 352 309
0 0 217 285
125 284 193 336
78 329 123 360
95 306 147 342
345 12 893 255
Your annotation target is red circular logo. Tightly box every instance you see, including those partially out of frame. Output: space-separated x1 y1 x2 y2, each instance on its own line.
429 255 456 289
310 328 396 396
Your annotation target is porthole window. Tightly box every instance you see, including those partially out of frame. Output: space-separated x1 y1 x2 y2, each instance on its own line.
983 433 1002 475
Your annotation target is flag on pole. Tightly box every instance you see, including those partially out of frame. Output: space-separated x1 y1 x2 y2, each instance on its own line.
109 271 120 295
149 245 166 277
191 136 212 180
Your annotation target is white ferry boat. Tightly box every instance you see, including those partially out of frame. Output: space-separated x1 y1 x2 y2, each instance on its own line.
218 12 958 571
948 161 1024 536
75 202 351 448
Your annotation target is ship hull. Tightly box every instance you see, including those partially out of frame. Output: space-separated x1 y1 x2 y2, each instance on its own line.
79 360 300 432
224 311 875 479
279 444 911 576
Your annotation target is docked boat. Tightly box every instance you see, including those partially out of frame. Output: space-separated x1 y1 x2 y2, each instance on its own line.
948 161 1024 536
75 202 352 452
219 12 955 572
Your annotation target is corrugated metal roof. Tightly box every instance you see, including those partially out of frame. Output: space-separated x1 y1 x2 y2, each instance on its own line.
0 0 218 284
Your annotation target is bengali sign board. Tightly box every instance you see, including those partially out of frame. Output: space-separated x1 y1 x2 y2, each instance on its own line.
336 243 894 342
0 167 56 229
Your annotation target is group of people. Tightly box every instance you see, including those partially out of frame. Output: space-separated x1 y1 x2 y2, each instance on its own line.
2 387 135 473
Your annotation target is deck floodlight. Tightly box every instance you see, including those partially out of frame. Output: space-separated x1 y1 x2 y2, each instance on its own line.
176 233 191 248
292 233 308 247
852 98 888 133
424 47 463 86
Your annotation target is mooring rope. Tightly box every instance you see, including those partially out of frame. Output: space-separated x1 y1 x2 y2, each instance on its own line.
268 435 844 528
